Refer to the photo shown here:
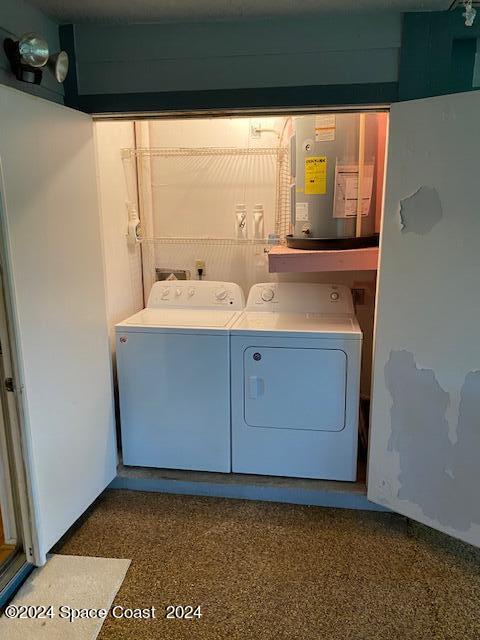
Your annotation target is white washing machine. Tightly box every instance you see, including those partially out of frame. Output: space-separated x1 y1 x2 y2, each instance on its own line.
116 280 245 472
231 283 362 481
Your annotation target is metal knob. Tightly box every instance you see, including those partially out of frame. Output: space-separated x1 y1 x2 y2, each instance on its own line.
261 288 275 302
215 289 228 301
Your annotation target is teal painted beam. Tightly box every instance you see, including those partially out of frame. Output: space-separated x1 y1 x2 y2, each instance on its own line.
399 9 480 100
451 37 477 94
59 24 79 109
398 13 433 100
76 82 397 115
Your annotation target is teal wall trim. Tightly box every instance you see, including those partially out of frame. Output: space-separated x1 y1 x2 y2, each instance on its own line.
398 13 432 100
66 14 401 113
399 9 480 100
451 37 477 93
73 15 401 97
59 24 79 109
77 82 398 115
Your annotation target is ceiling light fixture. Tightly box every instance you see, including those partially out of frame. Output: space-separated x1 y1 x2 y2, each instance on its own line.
48 50 69 83
4 32 69 85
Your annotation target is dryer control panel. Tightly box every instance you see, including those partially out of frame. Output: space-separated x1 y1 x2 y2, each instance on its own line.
246 283 354 314
147 280 245 310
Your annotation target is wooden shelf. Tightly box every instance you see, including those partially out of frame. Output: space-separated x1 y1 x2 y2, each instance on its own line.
268 245 379 273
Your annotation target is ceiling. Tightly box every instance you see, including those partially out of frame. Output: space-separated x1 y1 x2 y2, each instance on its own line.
28 0 453 25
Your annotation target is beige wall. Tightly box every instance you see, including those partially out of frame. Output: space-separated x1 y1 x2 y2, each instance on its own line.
94 120 144 350
95 116 377 397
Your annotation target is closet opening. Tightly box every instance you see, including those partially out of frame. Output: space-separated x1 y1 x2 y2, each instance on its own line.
93 107 389 507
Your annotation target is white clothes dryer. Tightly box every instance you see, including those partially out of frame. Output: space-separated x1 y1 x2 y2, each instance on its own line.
230 283 362 481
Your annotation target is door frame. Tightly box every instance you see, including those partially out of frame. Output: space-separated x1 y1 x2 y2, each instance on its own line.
0 159 38 572
0 376 17 546
92 104 391 121
103 104 390 489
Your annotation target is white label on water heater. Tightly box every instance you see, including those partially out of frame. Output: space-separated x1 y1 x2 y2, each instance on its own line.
315 115 336 142
296 202 309 221
333 162 374 218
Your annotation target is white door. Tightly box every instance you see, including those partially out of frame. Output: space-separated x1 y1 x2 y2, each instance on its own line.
0 85 116 564
244 346 347 431
368 90 480 547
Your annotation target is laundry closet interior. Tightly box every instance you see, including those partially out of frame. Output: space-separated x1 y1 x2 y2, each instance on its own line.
95 109 388 498
1 79 479 575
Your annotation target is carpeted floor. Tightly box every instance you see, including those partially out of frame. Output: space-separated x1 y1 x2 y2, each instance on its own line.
54 489 480 640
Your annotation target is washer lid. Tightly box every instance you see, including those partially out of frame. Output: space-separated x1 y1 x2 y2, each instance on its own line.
118 308 239 329
231 311 362 338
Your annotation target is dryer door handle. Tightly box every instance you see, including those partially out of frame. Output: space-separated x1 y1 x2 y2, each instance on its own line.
248 376 265 399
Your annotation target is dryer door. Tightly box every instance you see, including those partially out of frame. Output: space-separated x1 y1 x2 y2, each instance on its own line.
244 346 347 431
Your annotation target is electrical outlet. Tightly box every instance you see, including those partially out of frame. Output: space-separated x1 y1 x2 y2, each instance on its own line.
352 288 366 306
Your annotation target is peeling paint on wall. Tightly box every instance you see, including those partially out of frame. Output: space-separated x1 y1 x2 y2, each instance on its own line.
385 350 480 531
398 186 443 235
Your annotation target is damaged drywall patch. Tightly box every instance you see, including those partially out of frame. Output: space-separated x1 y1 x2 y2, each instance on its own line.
398 186 443 235
385 350 480 531
385 351 453 524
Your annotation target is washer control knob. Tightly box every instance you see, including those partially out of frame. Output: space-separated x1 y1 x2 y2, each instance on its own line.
261 287 275 302
161 288 171 300
215 288 228 301
175 288 182 297
330 291 340 301
187 287 195 297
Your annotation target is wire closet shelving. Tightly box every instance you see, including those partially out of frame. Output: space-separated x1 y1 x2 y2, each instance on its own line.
122 145 291 244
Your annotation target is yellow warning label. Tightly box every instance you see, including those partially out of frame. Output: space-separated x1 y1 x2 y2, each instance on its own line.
305 156 327 195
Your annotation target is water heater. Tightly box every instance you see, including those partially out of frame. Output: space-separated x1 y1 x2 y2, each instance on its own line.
288 114 379 250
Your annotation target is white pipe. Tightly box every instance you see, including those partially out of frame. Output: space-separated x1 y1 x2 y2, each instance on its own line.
121 149 142 244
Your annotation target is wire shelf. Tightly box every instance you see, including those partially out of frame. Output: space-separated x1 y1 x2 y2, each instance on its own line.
122 146 288 158
142 236 274 247
122 142 291 286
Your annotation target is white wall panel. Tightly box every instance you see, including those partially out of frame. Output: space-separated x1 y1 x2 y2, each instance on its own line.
0 86 116 562
94 121 144 349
